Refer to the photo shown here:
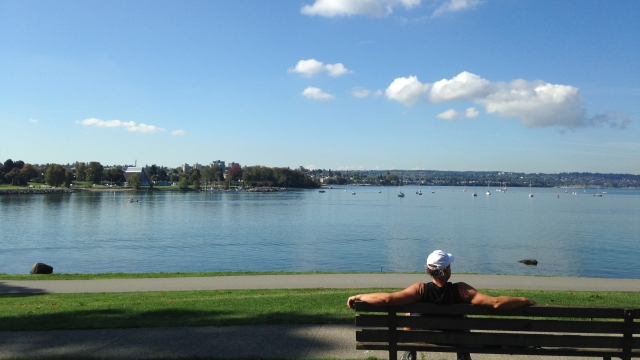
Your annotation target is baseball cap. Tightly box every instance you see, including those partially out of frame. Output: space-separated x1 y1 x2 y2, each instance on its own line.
426 250 454 270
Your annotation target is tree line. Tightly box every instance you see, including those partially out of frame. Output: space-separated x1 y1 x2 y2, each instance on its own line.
1 159 320 189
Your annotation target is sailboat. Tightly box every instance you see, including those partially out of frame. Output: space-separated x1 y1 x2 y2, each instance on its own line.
486 182 491 195
594 188 602 197
528 184 533 198
472 184 477 197
398 179 404 197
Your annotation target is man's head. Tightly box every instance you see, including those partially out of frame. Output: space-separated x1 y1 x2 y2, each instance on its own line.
425 250 454 279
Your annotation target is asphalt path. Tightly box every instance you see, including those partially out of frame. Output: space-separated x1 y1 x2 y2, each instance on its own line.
2 274 640 294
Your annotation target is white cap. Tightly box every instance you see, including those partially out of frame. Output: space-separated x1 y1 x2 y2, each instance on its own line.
426 250 454 270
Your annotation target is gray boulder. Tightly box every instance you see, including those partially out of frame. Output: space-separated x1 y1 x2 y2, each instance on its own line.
30 263 53 274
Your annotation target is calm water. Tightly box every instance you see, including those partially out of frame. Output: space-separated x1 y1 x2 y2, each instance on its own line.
1 187 639 278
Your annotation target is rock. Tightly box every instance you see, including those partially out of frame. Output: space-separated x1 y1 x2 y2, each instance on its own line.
30 263 53 274
519 259 538 266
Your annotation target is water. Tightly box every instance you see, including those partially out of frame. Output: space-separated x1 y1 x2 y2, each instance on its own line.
1 187 638 278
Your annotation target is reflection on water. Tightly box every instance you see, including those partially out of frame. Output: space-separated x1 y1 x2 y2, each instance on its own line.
1 187 639 278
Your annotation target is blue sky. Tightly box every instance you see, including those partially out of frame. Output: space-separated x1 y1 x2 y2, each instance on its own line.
1 0 639 173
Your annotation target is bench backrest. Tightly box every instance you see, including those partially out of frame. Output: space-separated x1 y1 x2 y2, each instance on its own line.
355 302 640 360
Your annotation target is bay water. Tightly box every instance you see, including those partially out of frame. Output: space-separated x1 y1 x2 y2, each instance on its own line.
1 186 638 278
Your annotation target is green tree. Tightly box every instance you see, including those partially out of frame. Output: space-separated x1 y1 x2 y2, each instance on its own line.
63 170 74 188
128 174 141 190
45 164 66 187
85 162 104 184
74 162 87 181
178 176 189 190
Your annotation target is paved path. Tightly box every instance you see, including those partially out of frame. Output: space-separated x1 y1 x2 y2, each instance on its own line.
3 274 640 294
2 274 639 359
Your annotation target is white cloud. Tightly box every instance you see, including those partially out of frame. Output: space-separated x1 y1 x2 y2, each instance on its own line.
325 63 350 77
385 76 431 105
353 87 384 98
352 87 371 98
171 130 185 136
302 87 335 101
301 0 421 17
305 164 318 170
437 109 459 120
429 71 492 102
465 107 479 118
29 118 39 123
433 0 482 17
437 107 479 121
386 71 630 129
76 118 165 133
289 59 351 77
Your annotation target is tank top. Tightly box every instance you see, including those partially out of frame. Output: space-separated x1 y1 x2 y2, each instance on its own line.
418 282 463 305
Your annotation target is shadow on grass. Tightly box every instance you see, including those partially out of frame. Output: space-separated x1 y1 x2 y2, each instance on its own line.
0 282 47 295
0 308 351 331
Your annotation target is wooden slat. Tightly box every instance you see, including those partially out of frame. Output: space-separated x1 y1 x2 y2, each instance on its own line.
396 316 625 334
358 329 624 349
398 331 624 349
354 302 627 319
356 342 640 358
357 314 624 334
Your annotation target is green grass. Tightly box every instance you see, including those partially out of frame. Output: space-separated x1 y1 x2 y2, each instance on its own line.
1 288 640 332
0 271 389 280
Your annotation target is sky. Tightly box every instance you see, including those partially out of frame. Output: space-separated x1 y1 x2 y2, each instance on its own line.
1 0 639 174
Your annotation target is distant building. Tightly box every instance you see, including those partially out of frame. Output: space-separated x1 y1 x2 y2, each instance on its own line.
228 162 239 169
123 167 151 186
210 160 225 171
193 163 202 170
181 163 191 172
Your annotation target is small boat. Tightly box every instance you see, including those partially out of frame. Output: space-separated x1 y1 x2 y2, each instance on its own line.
594 188 602 197
486 182 491 195
398 192 405 197
378 190 381 193
529 184 533 198
352 191 356 195
472 192 477 197
319 190 325 193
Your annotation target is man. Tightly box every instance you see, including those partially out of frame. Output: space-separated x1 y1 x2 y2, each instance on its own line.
347 250 536 360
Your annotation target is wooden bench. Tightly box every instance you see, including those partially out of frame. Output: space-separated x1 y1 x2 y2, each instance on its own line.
355 301 639 360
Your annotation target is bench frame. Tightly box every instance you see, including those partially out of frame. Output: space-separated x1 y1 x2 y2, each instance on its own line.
354 301 639 360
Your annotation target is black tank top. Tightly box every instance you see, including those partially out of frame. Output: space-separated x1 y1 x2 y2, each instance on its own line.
418 282 463 305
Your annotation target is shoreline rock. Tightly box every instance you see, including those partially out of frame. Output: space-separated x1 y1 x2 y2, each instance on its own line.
519 259 538 266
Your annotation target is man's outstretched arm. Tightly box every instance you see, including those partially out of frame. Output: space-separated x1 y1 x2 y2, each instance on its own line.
458 282 536 310
347 282 422 309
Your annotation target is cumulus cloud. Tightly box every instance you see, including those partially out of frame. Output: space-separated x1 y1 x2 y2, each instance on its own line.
385 76 431 106
76 118 165 133
385 72 630 129
352 87 371 98
29 119 39 123
352 87 384 98
171 130 185 135
436 109 459 120
429 71 492 102
289 59 351 77
466 107 479 118
433 0 482 17
436 107 478 121
302 87 335 101
301 0 421 17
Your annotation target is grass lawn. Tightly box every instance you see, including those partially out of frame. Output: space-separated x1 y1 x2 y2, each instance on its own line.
2 287 639 332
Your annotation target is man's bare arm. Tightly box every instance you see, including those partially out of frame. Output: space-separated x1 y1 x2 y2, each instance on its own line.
347 282 422 310
458 282 535 310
